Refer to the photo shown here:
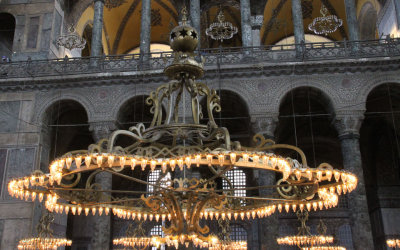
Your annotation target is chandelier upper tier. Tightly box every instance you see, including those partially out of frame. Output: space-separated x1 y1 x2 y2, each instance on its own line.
9 7 357 249
206 10 238 42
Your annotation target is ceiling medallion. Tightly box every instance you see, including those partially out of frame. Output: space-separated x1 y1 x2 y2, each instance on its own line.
17 213 72 250
10 7 358 249
308 4 343 36
206 10 238 42
55 26 86 51
104 0 126 9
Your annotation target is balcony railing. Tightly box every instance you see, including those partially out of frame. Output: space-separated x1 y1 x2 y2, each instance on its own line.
1 38 399 79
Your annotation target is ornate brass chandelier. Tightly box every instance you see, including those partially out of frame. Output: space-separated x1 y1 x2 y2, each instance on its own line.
388 239 400 248
206 9 238 42
56 26 86 51
308 4 343 36
277 211 335 248
17 213 72 250
9 8 358 249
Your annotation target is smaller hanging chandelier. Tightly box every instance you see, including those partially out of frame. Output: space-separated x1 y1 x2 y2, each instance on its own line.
56 26 86 51
387 239 400 248
277 211 334 247
17 212 72 250
301 247 346 250
308 4 343 36
206 10 238 42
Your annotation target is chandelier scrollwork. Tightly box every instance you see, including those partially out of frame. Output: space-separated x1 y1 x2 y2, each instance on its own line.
308 4 343 36
56 26 86 51
10 7 358 249
206 10 238 42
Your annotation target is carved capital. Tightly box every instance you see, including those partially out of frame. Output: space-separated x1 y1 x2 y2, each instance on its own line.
251 115 279 139
251 15 264 29
89 121 117 142
333 110 365 139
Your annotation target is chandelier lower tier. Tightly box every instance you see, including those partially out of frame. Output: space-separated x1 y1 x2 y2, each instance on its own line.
8 7 358 249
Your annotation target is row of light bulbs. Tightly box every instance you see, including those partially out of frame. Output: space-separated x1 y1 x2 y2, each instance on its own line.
276 235 334 246
387 239 400 248
17 237 72 250
114 234 247 250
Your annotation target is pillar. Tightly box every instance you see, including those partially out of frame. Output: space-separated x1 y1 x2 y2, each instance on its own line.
291 0 305 44
394 0 400 29
251 115 279 250
240 0 252 47
89 121 117 250
190 0 200 49
251 15 263 47
334 111 374 250
344 0 360 41
140 0 151 63
91 0 104 57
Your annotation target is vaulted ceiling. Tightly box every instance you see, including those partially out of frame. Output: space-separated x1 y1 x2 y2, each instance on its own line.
75 0 178 55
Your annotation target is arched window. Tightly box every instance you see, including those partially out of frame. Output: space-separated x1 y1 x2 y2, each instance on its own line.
222 167 246 205
337 224 354 250
148 169 171 194
230 224 247 242
0 13 15 61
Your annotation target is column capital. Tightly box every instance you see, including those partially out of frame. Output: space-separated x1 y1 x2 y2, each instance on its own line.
250 115 279 139
89 121 117 142
333 110 365 139
251 15 264 30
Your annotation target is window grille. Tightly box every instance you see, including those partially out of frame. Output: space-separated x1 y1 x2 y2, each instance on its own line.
147 170 171 194
337 224 354 250
222 168 246 205
230 224 247 242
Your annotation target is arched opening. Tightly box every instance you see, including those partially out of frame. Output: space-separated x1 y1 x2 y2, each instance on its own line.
0 13 15 61
117 95 154 131
127 43 172 57
358 2 378 40
277 87 342 169
360 83 400 249
200 90 251 145
42 100 94 249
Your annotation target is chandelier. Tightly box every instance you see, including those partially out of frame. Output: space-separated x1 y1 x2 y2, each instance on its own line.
388 239 400 248
17 213 72 250
9 8 358 249
308 4 343 36
277 211 334 247
56 26 86 51
206 10 238 42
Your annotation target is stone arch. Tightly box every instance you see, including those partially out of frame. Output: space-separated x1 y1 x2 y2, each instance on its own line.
274 80 338 115
34 93 95 126
358 2 378 40
0 12 16 60
111 86 154 122
276 86 342 168
359 75 400 108
116 95 154 130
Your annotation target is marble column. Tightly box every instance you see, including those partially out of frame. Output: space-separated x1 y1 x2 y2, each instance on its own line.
344 0 360 41
251 115 279 250
251 15 263 47
140 0 151 63
91 0 104 57
240 0 253 48
334 111 374 250
291 0 305 45
394 0 400 29
190 0 201 49
89 121 117 250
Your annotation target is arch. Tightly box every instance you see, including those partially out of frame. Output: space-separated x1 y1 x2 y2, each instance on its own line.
116 95 155 130
200 89 251 144
34 94 95 126
275 82 338 115
126 43 172 56
0 12 16 60
81 22 93 57
358 2 378 40
277 86 342 168
359 76 400 107
111 86 155 121
274 34 334 48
